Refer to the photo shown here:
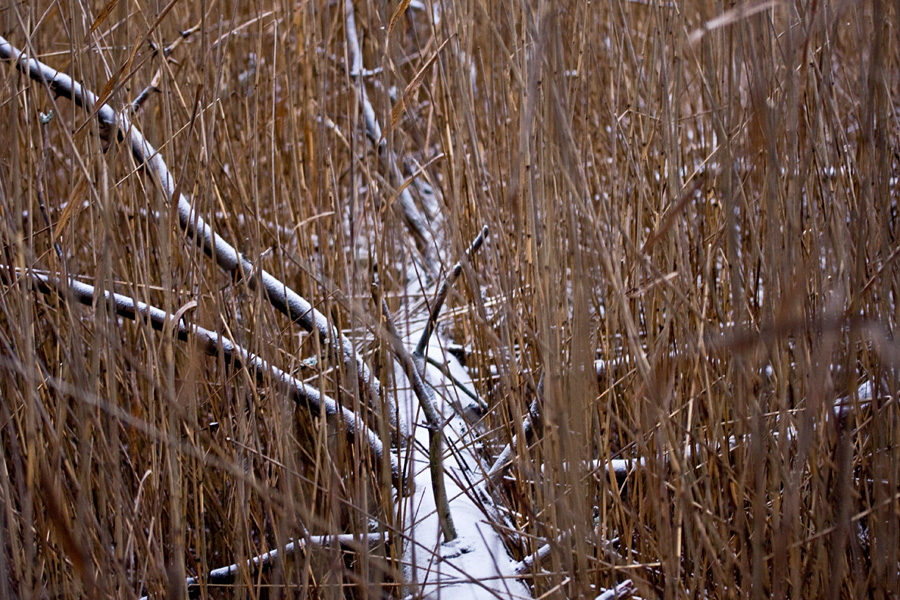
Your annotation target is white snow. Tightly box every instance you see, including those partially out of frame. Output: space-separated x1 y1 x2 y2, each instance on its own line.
395 328 532 599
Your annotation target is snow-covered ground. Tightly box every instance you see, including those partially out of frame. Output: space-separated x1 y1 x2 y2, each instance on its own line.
394 323 532 599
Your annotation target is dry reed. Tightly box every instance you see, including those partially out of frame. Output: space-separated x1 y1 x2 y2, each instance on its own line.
0 1 898 598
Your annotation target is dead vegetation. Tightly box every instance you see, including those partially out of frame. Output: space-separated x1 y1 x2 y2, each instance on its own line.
1 0 898 598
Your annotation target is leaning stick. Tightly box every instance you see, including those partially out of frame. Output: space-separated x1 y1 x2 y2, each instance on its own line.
27 269 401 489
414 225 489 360
377 295 457 542
0 36 389 432
372 226 490 542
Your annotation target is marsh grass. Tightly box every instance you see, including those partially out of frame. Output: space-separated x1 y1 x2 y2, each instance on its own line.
1 0 898 598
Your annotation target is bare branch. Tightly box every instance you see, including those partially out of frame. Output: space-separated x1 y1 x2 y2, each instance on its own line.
343 0 440 277
595 580 636 600
27 269 401 489
0 36 390 435
376 291 457 542
487 375 544 485
130 69 162 115
138 532 387 599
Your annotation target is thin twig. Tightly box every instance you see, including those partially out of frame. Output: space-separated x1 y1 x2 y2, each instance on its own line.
425 355 485 411
414 225 489 359
134 23 199 114
35 110 64 260
131 68 162 114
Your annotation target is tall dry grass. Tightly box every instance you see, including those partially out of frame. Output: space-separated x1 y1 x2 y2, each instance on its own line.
1 0 898 598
